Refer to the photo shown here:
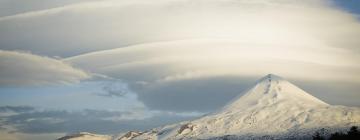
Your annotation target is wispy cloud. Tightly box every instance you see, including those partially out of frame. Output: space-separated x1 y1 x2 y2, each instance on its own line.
94 79 132 98
0 106 201 135
0 50 91 87
0 106 34 113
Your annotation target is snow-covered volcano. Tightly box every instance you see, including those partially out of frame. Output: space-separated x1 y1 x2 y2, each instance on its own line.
59 74 360 140
221 74 328 112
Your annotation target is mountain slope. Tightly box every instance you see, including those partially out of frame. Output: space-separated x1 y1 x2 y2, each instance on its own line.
128 74 359 139
59 74 360 140
57 132 112 140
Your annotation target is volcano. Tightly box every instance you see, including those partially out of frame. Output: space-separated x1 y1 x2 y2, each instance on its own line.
59 74 360 140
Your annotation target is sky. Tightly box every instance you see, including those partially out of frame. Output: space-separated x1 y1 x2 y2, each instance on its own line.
0 0 360 139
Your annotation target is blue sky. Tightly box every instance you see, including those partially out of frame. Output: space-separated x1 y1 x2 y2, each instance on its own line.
0 0 360 140
334 0 360 16
0 81 142 110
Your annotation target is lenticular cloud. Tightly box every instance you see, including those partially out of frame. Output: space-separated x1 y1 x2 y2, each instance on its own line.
1 0 360 56
0 50 90 86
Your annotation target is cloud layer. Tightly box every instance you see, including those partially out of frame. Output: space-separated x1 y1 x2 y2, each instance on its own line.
0 106 200 137
68 39 360 83
1 0 360 57
0 50 90 86
0 0 100 17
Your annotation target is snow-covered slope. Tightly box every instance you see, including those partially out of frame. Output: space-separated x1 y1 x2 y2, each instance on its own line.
59 74 360 140
57 132 112 140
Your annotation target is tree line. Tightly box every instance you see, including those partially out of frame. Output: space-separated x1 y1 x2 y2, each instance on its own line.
313 126 360 140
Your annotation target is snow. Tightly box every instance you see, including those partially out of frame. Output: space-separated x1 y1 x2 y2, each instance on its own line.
57 132 112 140
58 74 360 140
221 74 328 112
117 131 143 140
